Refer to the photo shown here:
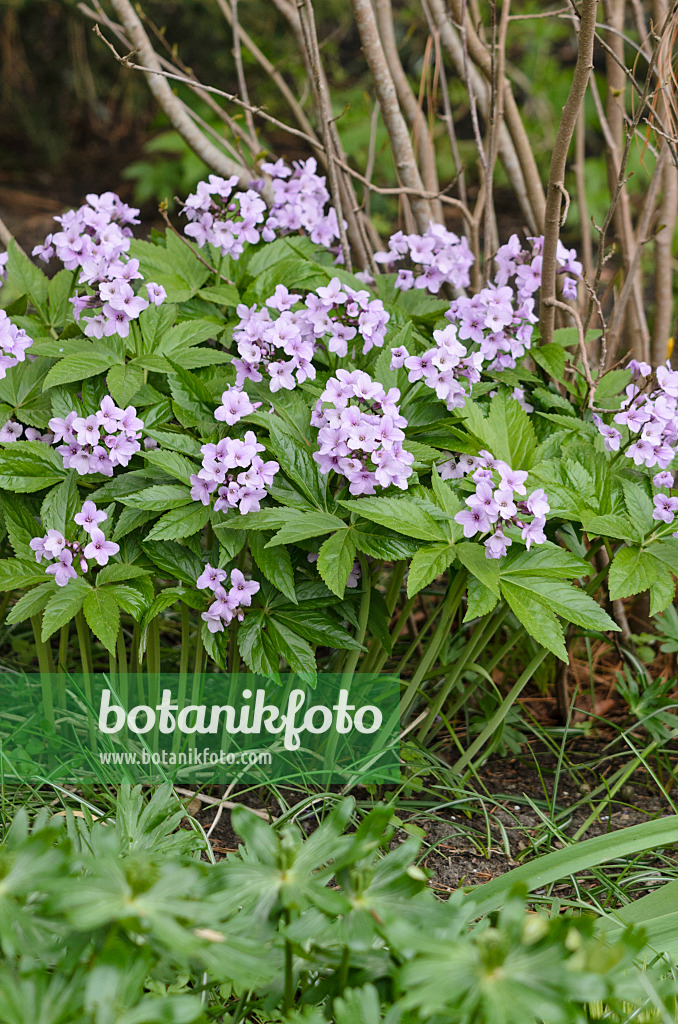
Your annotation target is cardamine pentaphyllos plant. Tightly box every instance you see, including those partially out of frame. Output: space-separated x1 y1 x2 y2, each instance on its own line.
0 159 676 749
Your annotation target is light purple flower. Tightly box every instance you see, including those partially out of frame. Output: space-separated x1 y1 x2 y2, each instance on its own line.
74 500 107 534
83 528 120 566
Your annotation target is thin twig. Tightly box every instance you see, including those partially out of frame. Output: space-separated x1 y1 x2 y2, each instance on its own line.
103 0 252 184
539 0 599 347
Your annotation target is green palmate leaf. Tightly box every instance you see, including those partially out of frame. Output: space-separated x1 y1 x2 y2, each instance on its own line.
141 587 189 630
141 448 198 483
139 302 178 351
129 236 210 303
464 576 498 621
6 582 55 625
144 503 210 542
503 576 619 633
455 542 500 596
430 465 463 518
501 544 590 579
141 540 204 586
143 430 202 458
407 543 457 598
249 530 297 604
353 523 419 560
499 580 567 661
622 479 654 537
121 485 193 512
0 442 66 492
109 581 154 621
47 269 75 330
157 319 218 358
40 475 79 535
594 368 632 406
198 283 240 306
2 495 40 558
6 240 48 315
237 612 280 675
0 559 52 590
217 525 247 561
265 510 346 547
107 362 145 407
41 578 92 641
579 512 640 543
266 417 327 509
113 508 157 541
531 342 566 382
43 351 120 390
267 618 317 680
272 610 363 650
650 537 678 574
83 588 120 653
608 546 661 601
341 496 444 542
317 529 357 598
649 564 675 616
96 563 150 585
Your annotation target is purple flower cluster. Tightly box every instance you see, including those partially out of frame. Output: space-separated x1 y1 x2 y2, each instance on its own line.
182 159 340 260
29 500 119 587
49 396 143 476
232 279 389 396
191 430 279 516
593 360 678 472
32 192 165 339
0 420 52 444
374 223 475 293
311 369 413 495
0 308 33 379
449 450 550 559
442 234 582 372
262 157 340 248
182 174 267 258
197 564 260 633
392 322 480 412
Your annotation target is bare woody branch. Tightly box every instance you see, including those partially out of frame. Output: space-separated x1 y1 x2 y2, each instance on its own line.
351 0 436 232
539 0 599 348
107 0 253 185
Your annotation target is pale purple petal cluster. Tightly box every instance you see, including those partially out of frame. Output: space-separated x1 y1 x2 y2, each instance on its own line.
396 323 478 412
592 360 678 470
191 430 279 516
311 369 413 495
262 157 340 248
0 421 52 444
0 309 33 379
182 174 267 258
49 396 143 477
198 565 260 632
0 251 7 287
30 501 119 587
233 278 389 394
442 235 581 373
31 192 163 338
374 223 475 293
450 450 550 559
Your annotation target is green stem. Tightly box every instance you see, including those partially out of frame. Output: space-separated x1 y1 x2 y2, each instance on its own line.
399 569 468 719
385 560 406 615
179 603 190 680
32 616 55 729
450 647 550 775
57 622 69 673
341 555 372 685
117 627 128 701
418 606 510 741
283 911 294 1013
74 610 96 748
